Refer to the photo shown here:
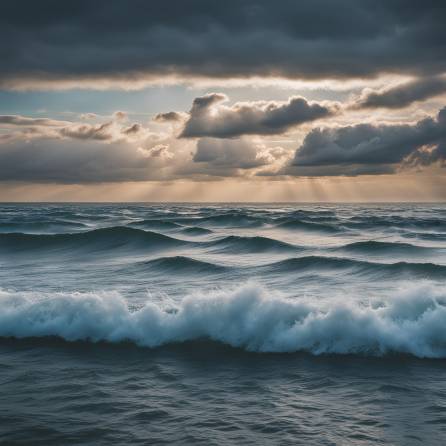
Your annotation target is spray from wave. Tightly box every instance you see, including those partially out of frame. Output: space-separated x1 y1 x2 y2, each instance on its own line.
1 284 445 358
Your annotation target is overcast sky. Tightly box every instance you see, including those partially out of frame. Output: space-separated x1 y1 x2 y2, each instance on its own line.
1 0 445 201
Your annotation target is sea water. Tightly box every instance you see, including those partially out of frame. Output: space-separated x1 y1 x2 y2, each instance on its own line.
1 203 445 444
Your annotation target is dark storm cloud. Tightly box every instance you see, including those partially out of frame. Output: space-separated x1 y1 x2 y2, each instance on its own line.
1 0 446 87
355 76 446 109
181 94 336 138
287 107 446 176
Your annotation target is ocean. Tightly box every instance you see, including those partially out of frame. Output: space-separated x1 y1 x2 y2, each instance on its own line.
0 203 445 445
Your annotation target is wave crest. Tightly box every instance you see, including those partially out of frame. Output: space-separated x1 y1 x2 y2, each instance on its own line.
1 284 446 358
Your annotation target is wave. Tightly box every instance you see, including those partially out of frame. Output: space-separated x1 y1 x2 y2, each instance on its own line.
275 219 341 233
343 216 446 231
135 256 229 274
127 219 182 230
168 213 266 228
0 220 89 233
197 213 265 227
402 232 446 242
0 227 188 253
262 256 446 279
1 284 446 358
178 227 213 236
335 240 436 255
205 235 298 253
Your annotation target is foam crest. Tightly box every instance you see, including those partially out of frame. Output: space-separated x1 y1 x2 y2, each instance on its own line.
1 284 446 358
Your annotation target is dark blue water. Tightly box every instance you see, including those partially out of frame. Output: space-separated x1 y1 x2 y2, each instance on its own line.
1 203 446 444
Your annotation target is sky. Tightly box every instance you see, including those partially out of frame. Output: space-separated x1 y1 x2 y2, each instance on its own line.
1 0 445 202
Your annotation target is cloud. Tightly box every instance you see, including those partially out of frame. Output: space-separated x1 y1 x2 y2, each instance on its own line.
0 115 70 126
59 114 165 143
138 144 173 160
0 112 186 183
59 122 115 141
113 111 128 121
354 76 446 109
0 108 293 182
0 139 156 183
186 137 291 178
154 111 186 123
287 107 446 176
79 113 98 120
180 94 337 138
1 1 446 89
193 138 266 169
122 123 143 135
1 101 445 184
0 137 180 183
0 113 155 143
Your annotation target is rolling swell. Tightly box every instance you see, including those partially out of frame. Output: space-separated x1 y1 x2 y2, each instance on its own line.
335 240 437 255
0 220 88 233
178 227 213 236
0 227 188 253
127 219 182 230
261 256 446 279
194 213 265 227
275 219 341 233
205 235 298 253
1 284 445 358
135 256 229 274
343 216 446 231
402 232 446 242
166 213 265 227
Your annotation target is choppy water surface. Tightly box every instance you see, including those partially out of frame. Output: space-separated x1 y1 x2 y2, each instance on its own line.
1 203 446 445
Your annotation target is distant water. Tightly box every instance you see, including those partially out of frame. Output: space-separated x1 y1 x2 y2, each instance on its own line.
1 203 446 445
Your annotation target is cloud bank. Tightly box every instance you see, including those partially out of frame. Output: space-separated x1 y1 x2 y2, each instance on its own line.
1 0 446 89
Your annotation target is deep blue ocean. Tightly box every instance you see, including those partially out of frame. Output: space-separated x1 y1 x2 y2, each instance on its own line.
1 203 446 445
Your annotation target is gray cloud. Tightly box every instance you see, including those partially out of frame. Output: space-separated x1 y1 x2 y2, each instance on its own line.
187 138 290 178
0 108 291 182
59 122 115 141
287 108 446 176
193 138 266 169
154 111 186 123
122 123 143 135
1 1 446 88
0 115 69 126
57 119 150 141
0 138 174 183
181 94 336 138
0 111 148 141
355 76 446 109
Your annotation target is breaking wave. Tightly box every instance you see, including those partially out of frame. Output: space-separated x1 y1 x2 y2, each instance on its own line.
1 284 446 358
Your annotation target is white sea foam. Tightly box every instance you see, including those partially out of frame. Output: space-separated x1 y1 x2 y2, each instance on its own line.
1 284 446 358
